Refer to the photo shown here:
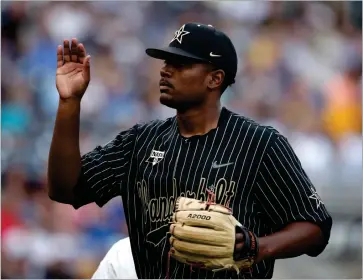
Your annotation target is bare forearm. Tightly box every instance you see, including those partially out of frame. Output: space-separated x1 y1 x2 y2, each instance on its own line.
256 222 325 262
47 98 82 202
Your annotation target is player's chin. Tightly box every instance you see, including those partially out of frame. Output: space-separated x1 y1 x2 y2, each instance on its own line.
160 91 178 108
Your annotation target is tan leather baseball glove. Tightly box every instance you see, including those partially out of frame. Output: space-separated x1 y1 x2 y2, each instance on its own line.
168 196 259 275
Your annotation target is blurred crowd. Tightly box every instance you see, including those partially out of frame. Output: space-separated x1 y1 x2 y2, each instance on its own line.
1 1 362 279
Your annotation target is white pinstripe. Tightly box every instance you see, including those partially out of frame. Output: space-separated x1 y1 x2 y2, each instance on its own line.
276 138 330 218
266 152 317 222
232 125 259 219
187 129 219 280
204 115 232 189
149 123 176 278
261 162 298 220
271 145 324 221
227 123 252 210
138 122 172 279
180 141 191 195
211 118 240 191
159 123 180 279
256 181 285 224
240 128 267 226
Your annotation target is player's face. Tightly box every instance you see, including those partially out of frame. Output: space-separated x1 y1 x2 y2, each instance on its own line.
159 58 214 110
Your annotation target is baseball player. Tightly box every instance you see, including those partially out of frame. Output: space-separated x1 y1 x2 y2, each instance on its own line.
48 23 332 279
92 237 137 279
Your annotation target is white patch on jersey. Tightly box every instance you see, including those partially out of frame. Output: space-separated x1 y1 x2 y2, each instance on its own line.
309 188 324 209
146 150 165 166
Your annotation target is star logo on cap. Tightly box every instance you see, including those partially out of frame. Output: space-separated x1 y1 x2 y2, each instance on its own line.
170 24 190 44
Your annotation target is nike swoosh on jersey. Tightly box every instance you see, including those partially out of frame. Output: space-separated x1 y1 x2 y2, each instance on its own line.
211 161 234 169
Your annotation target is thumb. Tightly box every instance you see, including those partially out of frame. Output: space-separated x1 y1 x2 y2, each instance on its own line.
83 55 91 81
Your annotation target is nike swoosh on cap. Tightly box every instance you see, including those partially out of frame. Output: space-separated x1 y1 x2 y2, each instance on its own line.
210 52 221 57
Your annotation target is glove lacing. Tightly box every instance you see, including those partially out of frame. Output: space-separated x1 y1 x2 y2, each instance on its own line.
206 189 232 212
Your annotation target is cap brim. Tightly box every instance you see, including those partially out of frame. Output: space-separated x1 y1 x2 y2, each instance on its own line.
145 47 209 63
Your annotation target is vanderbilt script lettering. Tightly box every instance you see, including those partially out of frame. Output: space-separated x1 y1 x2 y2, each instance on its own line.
136 177 236 224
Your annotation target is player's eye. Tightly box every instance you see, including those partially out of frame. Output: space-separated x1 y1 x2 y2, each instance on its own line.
164 60 186 68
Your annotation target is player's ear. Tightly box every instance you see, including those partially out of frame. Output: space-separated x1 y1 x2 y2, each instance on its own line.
207 69 225 90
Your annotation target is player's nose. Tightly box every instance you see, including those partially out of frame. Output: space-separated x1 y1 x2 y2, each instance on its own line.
160 65 172 78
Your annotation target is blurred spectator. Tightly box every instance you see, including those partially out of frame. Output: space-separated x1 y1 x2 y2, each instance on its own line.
321 50 362 144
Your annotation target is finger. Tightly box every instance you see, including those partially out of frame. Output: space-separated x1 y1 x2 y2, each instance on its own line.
233 252 241 261
170 236 230 258
78 43 86 64
171 223 230 246
236 233 244 242
83 55 91 82
170 248 207 268
234 241 244 251
70 38 79 62
56 45 63 68
63 40 71 62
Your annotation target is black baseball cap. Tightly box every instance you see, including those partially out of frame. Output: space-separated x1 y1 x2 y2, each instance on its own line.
146 23 238 84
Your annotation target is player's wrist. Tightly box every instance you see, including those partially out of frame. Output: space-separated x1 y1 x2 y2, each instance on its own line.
58 97 81 113
59 96 82 105
235 228 259 262
255 237 273 263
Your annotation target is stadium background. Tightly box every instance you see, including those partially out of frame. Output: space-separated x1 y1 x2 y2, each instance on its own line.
1 1 361 278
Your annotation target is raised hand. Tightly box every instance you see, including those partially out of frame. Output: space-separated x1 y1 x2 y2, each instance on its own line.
56 38 91 100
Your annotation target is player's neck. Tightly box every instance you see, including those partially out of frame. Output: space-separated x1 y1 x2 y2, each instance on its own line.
176 102 222 138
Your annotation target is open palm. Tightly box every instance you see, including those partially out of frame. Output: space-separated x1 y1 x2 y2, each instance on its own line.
56 38 91 100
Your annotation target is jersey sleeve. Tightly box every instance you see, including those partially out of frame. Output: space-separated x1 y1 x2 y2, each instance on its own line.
253 134 332 251
72 125 138 209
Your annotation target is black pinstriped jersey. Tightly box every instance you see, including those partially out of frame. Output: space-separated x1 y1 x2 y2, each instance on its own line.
73 107 332 279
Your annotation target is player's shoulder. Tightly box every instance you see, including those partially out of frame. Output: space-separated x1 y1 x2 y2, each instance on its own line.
228 109 284 143
134 117 176 138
